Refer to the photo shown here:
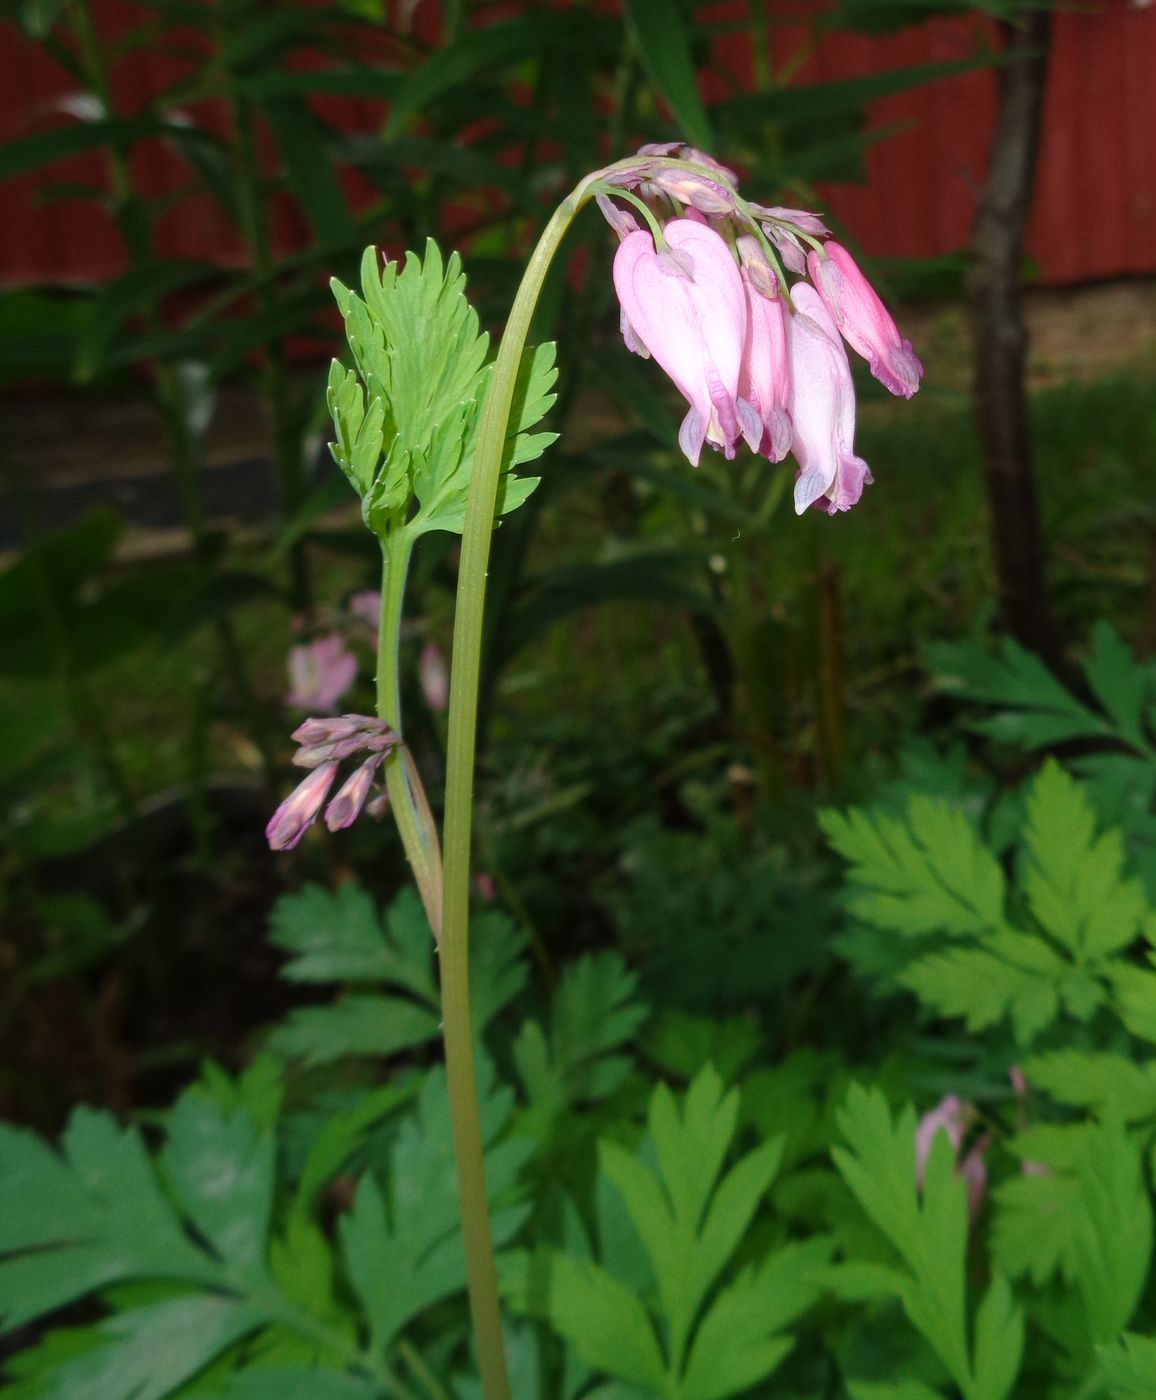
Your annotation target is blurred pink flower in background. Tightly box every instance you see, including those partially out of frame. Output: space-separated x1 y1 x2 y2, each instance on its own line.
420 642 449 712
285 634 358 712
347 590 381 632
915 1094 988 1223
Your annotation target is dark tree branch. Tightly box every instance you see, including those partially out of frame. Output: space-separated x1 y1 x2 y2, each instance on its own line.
966 8 1061 665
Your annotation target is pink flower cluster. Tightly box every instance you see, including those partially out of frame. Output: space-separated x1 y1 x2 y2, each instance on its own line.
265 714 398 851
601 144 923 514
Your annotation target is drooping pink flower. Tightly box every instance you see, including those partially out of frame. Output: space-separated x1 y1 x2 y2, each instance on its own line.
266 762 340 851
786 284 872 515
612 218 751 468
738 270 792 463
285 634 358 712
915 1094 988 1224
419 642 449 713
807 241 923 399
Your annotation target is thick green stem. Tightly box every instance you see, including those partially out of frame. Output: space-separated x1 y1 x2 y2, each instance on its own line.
377 532 443 941
440 173 598 1400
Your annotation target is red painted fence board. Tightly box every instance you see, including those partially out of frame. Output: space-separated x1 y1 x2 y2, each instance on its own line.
1 1 1153 289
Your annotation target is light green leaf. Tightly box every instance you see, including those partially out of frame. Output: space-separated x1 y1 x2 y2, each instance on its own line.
1072 1120 1152 1344
538 1251 667 1392
901 938 1061 1045
821 795 1006 939
1024 1050 1156 1122
267 994 441 1068
680 1237 833 1400
339 1064 530 1352
161 1090 276 1281
832 1085 982 1396
270 884 437 999
972 1273 1024 1400
36 1295 263 1400
1022 759 1147 961
1097 1332 1156 1399
0 1110 215 1329
991 1167 1080 1287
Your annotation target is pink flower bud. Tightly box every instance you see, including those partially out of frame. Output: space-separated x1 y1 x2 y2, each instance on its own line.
285 634 359 712
595 193 640 242
751 205 831 237
915 1095 988 1224
324 753 384 832
648 169 736 215
736 234 779 298
612 218 748 467
420 642 449 713
915 1094 968 1181
807 242 923 398
738 269 791 463
266 762 339 850
786 284 872 514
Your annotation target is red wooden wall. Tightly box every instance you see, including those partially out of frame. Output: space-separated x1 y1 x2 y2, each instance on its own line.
1 1 1153 289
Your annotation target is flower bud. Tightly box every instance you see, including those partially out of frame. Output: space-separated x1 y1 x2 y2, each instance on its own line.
266 762 339 850
807 241 924 398
324 753 384 832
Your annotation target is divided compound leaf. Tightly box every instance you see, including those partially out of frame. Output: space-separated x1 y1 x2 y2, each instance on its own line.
1096 1332 1156 1399
831 1085 1022 1398
1021 760 1148 964
161 1088 277 1282
536 1252 667 1393
828 761 1154 1047
339 1062 531 1355
1023 1050 1156 1123
1070 1119 1152 1346
928 636 1114 749
0 1110 216 1330
679 1236 834 1400
328 242 551 540
27 1295 266 1400
819 796 1005 941
591 1068 801 1398
514 951 647 1124
267 886 526 1066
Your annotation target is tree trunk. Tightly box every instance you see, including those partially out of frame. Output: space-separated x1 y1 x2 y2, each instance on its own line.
966 9 1061 665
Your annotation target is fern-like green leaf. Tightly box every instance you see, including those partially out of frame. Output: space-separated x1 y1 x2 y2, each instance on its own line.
832 1084 1024 1399
820 796 1006 940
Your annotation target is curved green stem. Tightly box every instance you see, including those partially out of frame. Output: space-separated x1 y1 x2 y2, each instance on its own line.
440 171 600 1400
378 531 443 942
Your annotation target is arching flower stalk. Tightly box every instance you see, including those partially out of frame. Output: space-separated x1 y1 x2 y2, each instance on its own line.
262 143 924 1400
